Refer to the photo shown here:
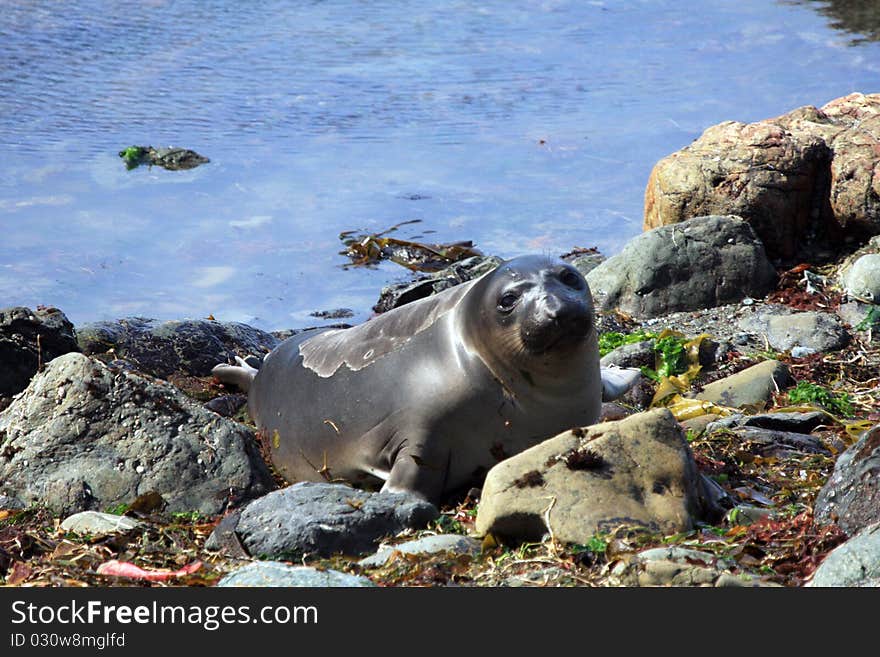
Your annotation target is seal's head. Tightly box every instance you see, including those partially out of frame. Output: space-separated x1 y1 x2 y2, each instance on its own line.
463 255 597 380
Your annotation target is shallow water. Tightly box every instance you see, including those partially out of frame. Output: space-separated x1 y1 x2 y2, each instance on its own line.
2 0 880 330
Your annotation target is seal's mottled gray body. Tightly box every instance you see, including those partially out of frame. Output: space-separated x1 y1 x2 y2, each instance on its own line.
214 255 636 502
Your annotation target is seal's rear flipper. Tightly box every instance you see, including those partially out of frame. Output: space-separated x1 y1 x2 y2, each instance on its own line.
212 356 258 393
600 366 642 401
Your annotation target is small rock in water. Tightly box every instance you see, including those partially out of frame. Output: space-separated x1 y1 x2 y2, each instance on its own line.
309 308 354 320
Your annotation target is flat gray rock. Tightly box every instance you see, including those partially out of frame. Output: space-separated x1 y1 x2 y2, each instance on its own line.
218 562 375 587
60 511 142 536
77 317 280 378
0 353 274 515
633 546 723 567
206 482 438 560
706 411 830 434
807 523 880 587
695 359 793 409
738 305 850 355
586 215 776 318
359 534 481 567
729 426 830 457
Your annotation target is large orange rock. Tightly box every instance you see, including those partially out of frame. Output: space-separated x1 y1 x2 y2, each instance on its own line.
644 93 880 260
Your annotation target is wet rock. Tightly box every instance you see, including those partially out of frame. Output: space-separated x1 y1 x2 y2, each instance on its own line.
814 424 880 535
807 522 880 587
77 317 279 379
60 511 142 536
373 255 503 314
206 482 438 560
738 306 850 354
644 121 833 260
842 253 880 302
0 306 79 397
694 359 794 409
120 145 209 171
475 409 707 545
586 215 776 318
706 410 831 434
218 562 375 587
0 352 273 515
359 534 481 567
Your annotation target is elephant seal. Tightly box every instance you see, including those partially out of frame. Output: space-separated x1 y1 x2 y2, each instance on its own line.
213 255 638 502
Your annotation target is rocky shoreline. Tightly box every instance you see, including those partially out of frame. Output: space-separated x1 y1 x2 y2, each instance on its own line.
2 93 880 587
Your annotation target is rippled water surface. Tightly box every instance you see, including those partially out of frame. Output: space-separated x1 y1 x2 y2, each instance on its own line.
2 0 880 329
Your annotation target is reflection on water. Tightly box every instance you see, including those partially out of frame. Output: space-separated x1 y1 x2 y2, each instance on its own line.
1 1 880 330
791 0 880 44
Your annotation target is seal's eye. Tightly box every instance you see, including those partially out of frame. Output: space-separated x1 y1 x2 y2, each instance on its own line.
560 269 583 289
497 291 520 313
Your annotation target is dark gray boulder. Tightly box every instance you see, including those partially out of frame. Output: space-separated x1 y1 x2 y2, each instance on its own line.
0 352 274 515
814 424 880 535
76 317 280 378
0 306 79 397
206 482 438 559
586 215 777 319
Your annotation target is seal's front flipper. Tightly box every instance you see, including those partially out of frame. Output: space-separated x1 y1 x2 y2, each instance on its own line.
212 356 259 392
381 442 449 503
600 365 642 401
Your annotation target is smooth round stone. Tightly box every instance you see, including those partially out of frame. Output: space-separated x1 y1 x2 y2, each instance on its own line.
217 562 375 587
60 511 142 536
359 534 481 567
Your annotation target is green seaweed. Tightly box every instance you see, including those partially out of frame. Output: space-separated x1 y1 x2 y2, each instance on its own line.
653 335 688 378
597 330 656 357
118 146 149 170
855 305 880 331
787 380 854 417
